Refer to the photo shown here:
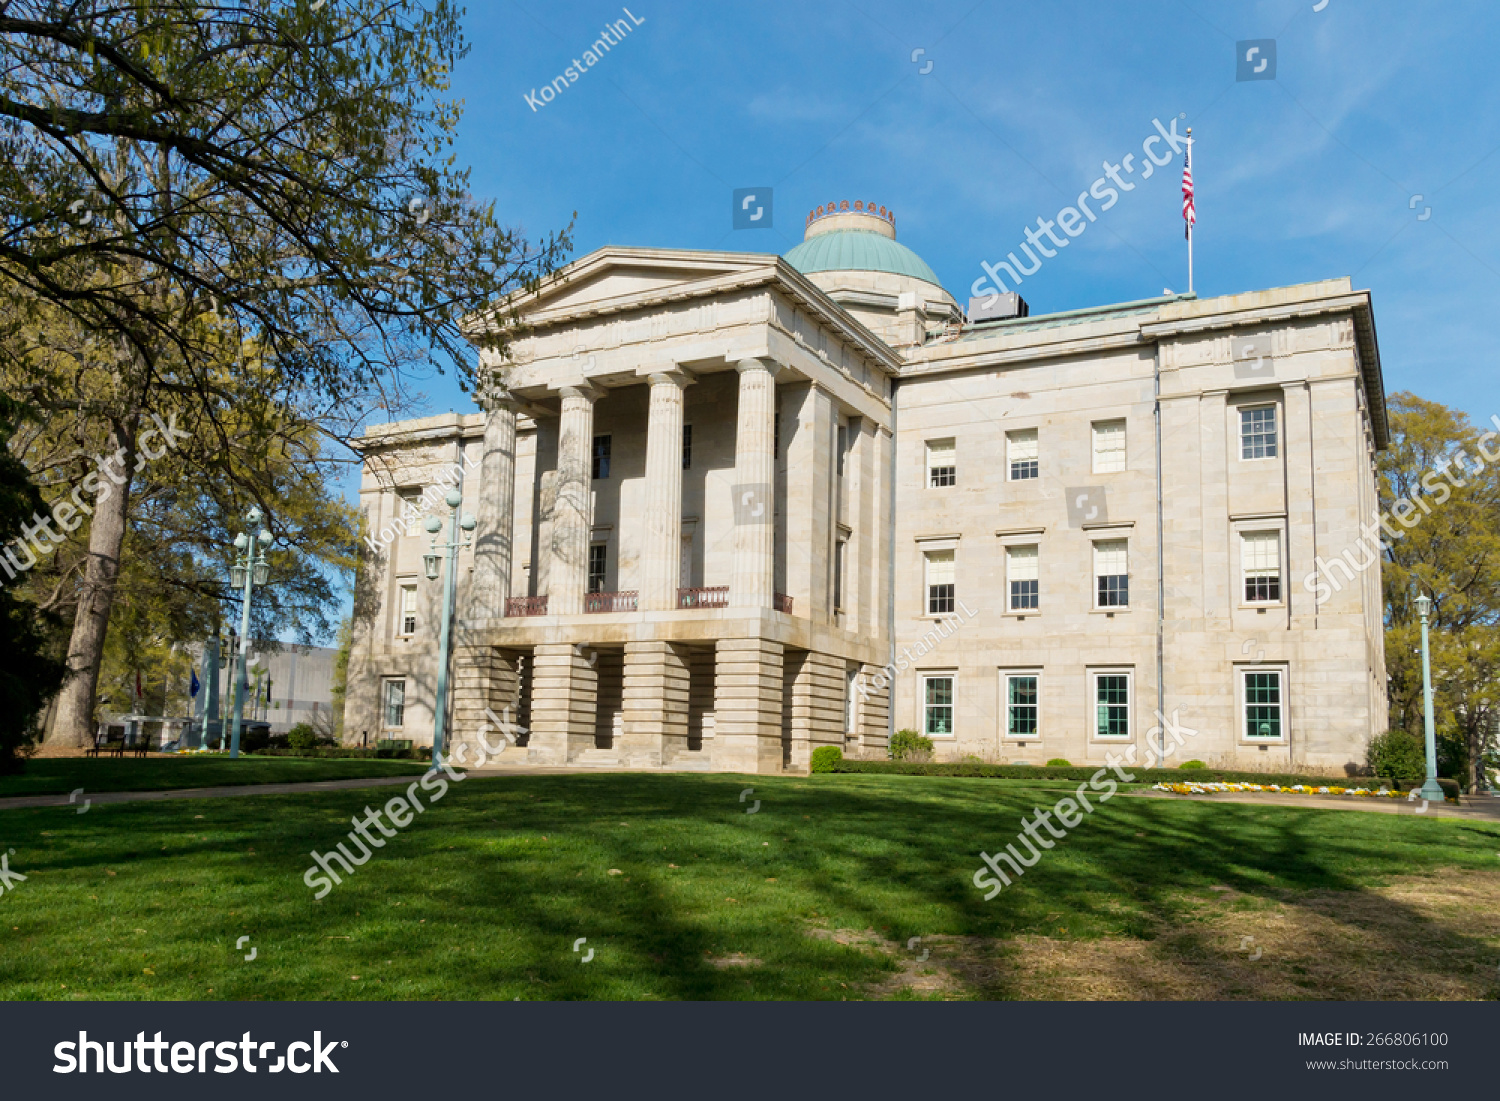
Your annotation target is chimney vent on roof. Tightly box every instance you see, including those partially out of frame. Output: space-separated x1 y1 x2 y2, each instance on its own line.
967 293 1029 323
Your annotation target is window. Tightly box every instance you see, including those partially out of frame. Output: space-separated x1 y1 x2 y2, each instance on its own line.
1092 420 1126 474
1241 531 1282 604
1007 544 1039 611
1093 672 1131 738
1007 428 1038 481
1240 406 1278 460
833 539 846 612
926 439 956 488
383 679 406 728
592 434 611 479
588 543 607 594
398 584 417 636
682 424 692 470
1003 673 1039 738
922 675 954 738
397 489 422 526
837 425 847 477
1094 539 1129 608
845 668 858 733
924 549 955 615
1242 669 1284 740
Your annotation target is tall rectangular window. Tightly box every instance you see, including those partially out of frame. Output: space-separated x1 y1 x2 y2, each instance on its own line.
924 549 955 615
588 543 607 594
926 439 956 488
1003 673 1039 738
1092 420 1126 473
1094 539 1129 608
1007 428 1038 481
383 679 406 728
922 675 954 738
837 425 847 478
1241 531 1282 604
397 489 422 527
592 434 612 479
833 539 846 612
845 668 858 733
398 584 417 636
1240 406 1278 460
682 424 692 470
1093 672 1131 738
1243 670 1284 740
1007 544 1039 611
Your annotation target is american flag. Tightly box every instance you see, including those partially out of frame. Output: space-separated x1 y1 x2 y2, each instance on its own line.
1182 146 1196 238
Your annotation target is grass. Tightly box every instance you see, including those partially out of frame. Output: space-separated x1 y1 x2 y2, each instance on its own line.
0 772 1496 1001
0 756 429 798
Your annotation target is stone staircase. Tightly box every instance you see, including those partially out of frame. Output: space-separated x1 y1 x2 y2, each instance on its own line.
570 746 622 768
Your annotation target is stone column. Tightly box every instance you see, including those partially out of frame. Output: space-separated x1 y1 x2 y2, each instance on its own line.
782 382 834 622
620 640 691 766
641 371 693 611
528 642 597 764
711 637 784 773
549 384 602 616
786 650 845 769
471 382 518 620
731 359 777 609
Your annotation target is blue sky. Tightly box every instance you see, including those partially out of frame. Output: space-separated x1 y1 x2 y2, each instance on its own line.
322 0 1499 628
394 0 1499 422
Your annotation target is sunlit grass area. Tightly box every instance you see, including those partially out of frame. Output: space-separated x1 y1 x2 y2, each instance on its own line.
1 772 1496 1000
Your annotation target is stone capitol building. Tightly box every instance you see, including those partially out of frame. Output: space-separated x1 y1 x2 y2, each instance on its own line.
346 200 1388 776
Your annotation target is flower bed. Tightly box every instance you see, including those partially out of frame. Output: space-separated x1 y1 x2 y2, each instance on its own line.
1152 781 1403 798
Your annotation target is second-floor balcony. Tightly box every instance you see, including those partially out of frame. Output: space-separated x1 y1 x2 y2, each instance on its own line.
585 590 638 614
678 586 728 609
505 595 549 617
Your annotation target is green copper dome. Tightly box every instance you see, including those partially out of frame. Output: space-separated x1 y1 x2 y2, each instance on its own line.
784 229 943 287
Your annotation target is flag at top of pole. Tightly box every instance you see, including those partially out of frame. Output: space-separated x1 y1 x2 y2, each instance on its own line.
1182 127 1195 295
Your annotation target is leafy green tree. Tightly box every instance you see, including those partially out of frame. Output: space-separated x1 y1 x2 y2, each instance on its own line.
0 396 66 770
0 1 570 742
1380 392 1500 791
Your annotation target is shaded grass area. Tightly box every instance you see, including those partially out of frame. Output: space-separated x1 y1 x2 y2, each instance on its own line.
0 772 1496 1001
0 756 428 798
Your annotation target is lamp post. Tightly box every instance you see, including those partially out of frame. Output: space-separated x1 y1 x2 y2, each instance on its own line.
228 506 273 760
1414 593 1446 802
424 488 476 769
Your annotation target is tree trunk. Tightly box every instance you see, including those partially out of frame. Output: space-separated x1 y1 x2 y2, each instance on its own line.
46 416 138 746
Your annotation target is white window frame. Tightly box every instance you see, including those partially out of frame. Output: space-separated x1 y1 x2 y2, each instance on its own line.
1238 665 1289 744
844 668 858 734
923 548 956 616
926 438 956 488
1006 543 1039 613
1092 419 1126 474
1239 404 1279 461
397 582 418 637
1240 529 1284 606
1006 428 1039 482
1093 539 1129 609
382 678 406 730
1089 669 1133 741
920 672 956 740
1000 669 1042 741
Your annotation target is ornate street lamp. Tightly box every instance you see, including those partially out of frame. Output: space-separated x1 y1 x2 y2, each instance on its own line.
227 506 274 760
424 488 476 768
1414 593 1446 802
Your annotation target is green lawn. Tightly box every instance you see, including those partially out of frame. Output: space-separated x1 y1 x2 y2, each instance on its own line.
0 756 428 798
0 772 1496 1001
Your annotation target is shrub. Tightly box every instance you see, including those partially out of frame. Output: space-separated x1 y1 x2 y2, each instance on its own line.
287 723 319 752
1368 729 1425 780
810 746 843 773
1045 758 1071 767
889 729 934 763
1179 759 1206 770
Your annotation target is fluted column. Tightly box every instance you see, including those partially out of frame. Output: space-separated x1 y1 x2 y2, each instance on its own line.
471 381 518 620
550 384 602 616
642 370 693 611
731 358 777 609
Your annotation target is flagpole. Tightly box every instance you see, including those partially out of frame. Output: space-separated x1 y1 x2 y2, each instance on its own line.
1186 128 1195 296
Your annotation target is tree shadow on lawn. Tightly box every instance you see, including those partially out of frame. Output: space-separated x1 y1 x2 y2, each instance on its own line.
3 773 1498 1000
